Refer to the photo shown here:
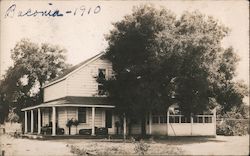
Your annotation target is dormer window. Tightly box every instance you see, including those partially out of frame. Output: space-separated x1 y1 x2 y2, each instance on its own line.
98 68 106 95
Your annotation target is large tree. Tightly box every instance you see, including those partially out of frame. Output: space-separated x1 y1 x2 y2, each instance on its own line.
102 5 248 135
0 39 69 122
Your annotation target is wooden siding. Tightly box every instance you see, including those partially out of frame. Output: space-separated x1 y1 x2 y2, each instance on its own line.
42 108 50 127
43 57 112 101
56 107 110 135
66 58 112 97
44 80 66 102
57 107 68 133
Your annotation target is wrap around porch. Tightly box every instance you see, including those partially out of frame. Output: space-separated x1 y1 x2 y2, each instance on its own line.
21 96 115 136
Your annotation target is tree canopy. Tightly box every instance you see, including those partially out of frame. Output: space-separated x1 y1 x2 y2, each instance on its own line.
0 39 69 122
102 5 248 134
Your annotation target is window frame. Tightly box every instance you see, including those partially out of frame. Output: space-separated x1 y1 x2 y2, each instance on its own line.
78 107 87 123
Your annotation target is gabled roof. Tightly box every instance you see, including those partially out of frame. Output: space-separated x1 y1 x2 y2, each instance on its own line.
21 96 114 111
43 52 105 88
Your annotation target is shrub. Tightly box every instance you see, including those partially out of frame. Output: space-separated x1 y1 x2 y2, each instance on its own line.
70 145 88 156
66 118 74 135
7 109 19 123
217 119 249 136
133 139 150 155
217 106 250 136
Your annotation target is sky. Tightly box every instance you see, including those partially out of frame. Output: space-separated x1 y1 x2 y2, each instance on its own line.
0 0 249 100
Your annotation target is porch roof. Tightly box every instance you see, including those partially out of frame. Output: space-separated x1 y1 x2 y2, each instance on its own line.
21 96 115 111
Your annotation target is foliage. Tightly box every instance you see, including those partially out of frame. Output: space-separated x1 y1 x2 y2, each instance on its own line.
217 119 249 136
102 4 248 135
66 118 74 135
7 108 19 123
69 144 127 156
0 39 69 121
0 91 9 124
217 105 249 136
133 139 150 155
72 119 80 134
70 145 88 156
72 119 80 127
66 119 74 127
114 121 120 135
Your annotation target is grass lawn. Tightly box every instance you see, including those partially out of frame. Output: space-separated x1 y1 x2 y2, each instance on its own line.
0 134 249 155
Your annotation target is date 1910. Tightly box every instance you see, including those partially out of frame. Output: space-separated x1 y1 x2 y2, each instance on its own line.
5 3 101 18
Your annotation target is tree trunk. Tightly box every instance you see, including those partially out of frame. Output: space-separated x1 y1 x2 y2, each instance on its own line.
69 127 71 135
128 122 132 135
141 116 146 137
116 126 119 135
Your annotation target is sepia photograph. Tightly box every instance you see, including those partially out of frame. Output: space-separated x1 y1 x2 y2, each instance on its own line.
0 0 249 155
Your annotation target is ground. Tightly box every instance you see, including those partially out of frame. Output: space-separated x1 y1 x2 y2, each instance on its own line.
0 134 249 156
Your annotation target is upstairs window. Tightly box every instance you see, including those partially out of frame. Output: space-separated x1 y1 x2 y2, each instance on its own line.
98 69 106 79
98 68 106 95
78 108 86 123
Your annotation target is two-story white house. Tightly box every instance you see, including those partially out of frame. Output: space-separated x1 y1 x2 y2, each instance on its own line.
21 52 216 137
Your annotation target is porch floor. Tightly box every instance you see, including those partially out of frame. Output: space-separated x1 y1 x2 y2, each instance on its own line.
21 134 126 140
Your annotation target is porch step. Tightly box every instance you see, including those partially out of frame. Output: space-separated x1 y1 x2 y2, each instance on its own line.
42 135 109 140
21 134 44 139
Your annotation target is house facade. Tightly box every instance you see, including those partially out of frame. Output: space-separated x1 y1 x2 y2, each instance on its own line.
21 52 216 136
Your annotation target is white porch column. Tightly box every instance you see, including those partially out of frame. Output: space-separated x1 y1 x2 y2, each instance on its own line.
52 107 56 136
123 113 126 140
24 111 28 133
38 108 41 134
30 110 34 133
149 112 152 135
91 107 95 136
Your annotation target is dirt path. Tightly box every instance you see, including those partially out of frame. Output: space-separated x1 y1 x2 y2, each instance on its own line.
0 134 249 155
0 135 72 156
180 135 249 155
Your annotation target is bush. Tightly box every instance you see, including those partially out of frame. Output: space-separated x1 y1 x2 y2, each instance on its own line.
133 139 150 155
217 119 249 136
70 145 88 156
217 106 250 136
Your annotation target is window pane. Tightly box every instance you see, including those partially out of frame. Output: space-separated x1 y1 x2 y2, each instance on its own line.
198 117 203 123
205 117 212 123
98 69 106 79
193 117 198 123
174 116 179 123
181 117 187 123
78 108 86 123
98 69 106 95
159 116 166 123
169 116 174 123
